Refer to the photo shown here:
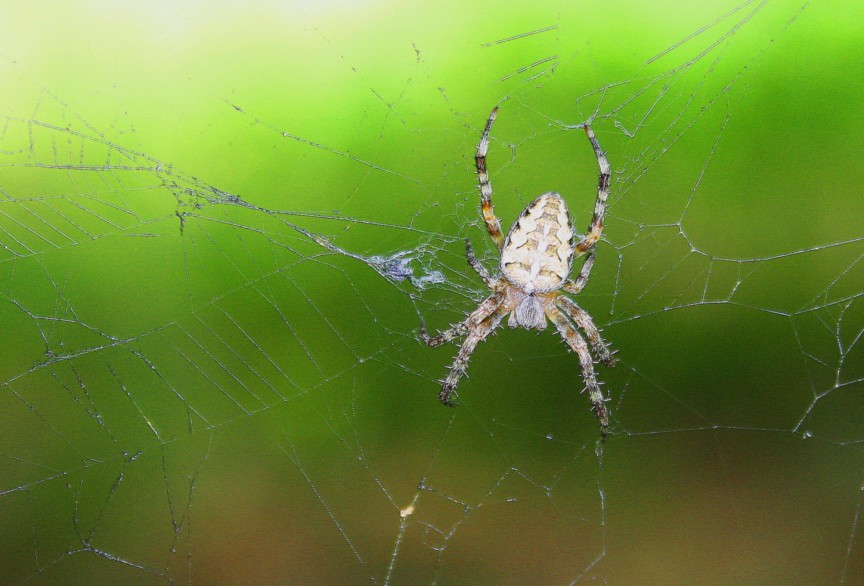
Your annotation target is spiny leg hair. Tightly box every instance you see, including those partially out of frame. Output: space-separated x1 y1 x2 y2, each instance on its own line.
557 295 615 366
438 307 509 405
421 290 505 348
547 305 610 434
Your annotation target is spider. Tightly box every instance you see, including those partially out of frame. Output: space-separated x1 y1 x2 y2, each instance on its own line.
422 106 615 434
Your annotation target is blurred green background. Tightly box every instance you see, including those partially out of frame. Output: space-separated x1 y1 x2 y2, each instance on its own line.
1 0 863 583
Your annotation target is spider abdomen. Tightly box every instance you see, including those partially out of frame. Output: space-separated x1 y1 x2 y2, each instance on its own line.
500 192 575 293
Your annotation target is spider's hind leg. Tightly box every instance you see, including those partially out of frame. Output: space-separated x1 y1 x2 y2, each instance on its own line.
560 251 615 366
547 305 610 435
421 289 504 348
557 296 616 367
438 307 508 405
420 321 466 348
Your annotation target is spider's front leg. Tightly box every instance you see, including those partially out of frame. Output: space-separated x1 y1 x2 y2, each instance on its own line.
464 238 494 287
547 305 610 435
575 125 611 255
475 106 505 250
563 251 595 295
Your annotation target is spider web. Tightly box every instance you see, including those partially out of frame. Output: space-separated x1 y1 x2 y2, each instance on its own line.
2 0 863 583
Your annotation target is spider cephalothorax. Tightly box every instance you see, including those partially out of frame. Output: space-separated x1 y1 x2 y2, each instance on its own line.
422 106 615 434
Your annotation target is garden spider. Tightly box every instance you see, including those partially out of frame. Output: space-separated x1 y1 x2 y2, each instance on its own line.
422 106 615 434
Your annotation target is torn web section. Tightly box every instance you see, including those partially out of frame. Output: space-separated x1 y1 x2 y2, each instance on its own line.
0 122 198 581
0 90 428 583
0 116 174 262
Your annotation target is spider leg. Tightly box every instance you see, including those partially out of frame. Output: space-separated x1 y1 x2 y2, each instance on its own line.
476 106 505 250
558 251 615 366
557 295 616 367
438 304 509 405
547 305 610 435
465 238 495 287
563 251 595 295
575 125 611 255
421 290 505 348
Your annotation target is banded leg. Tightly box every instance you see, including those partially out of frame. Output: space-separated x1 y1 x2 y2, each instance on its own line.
421 290 504 348
563 251 595 295
475 106 504 250
438 306 508 405
557 296 615 367
575 125 611 255
547 305 610 435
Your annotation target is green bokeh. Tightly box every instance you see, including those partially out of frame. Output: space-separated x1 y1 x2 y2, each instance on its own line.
1 0 863 583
